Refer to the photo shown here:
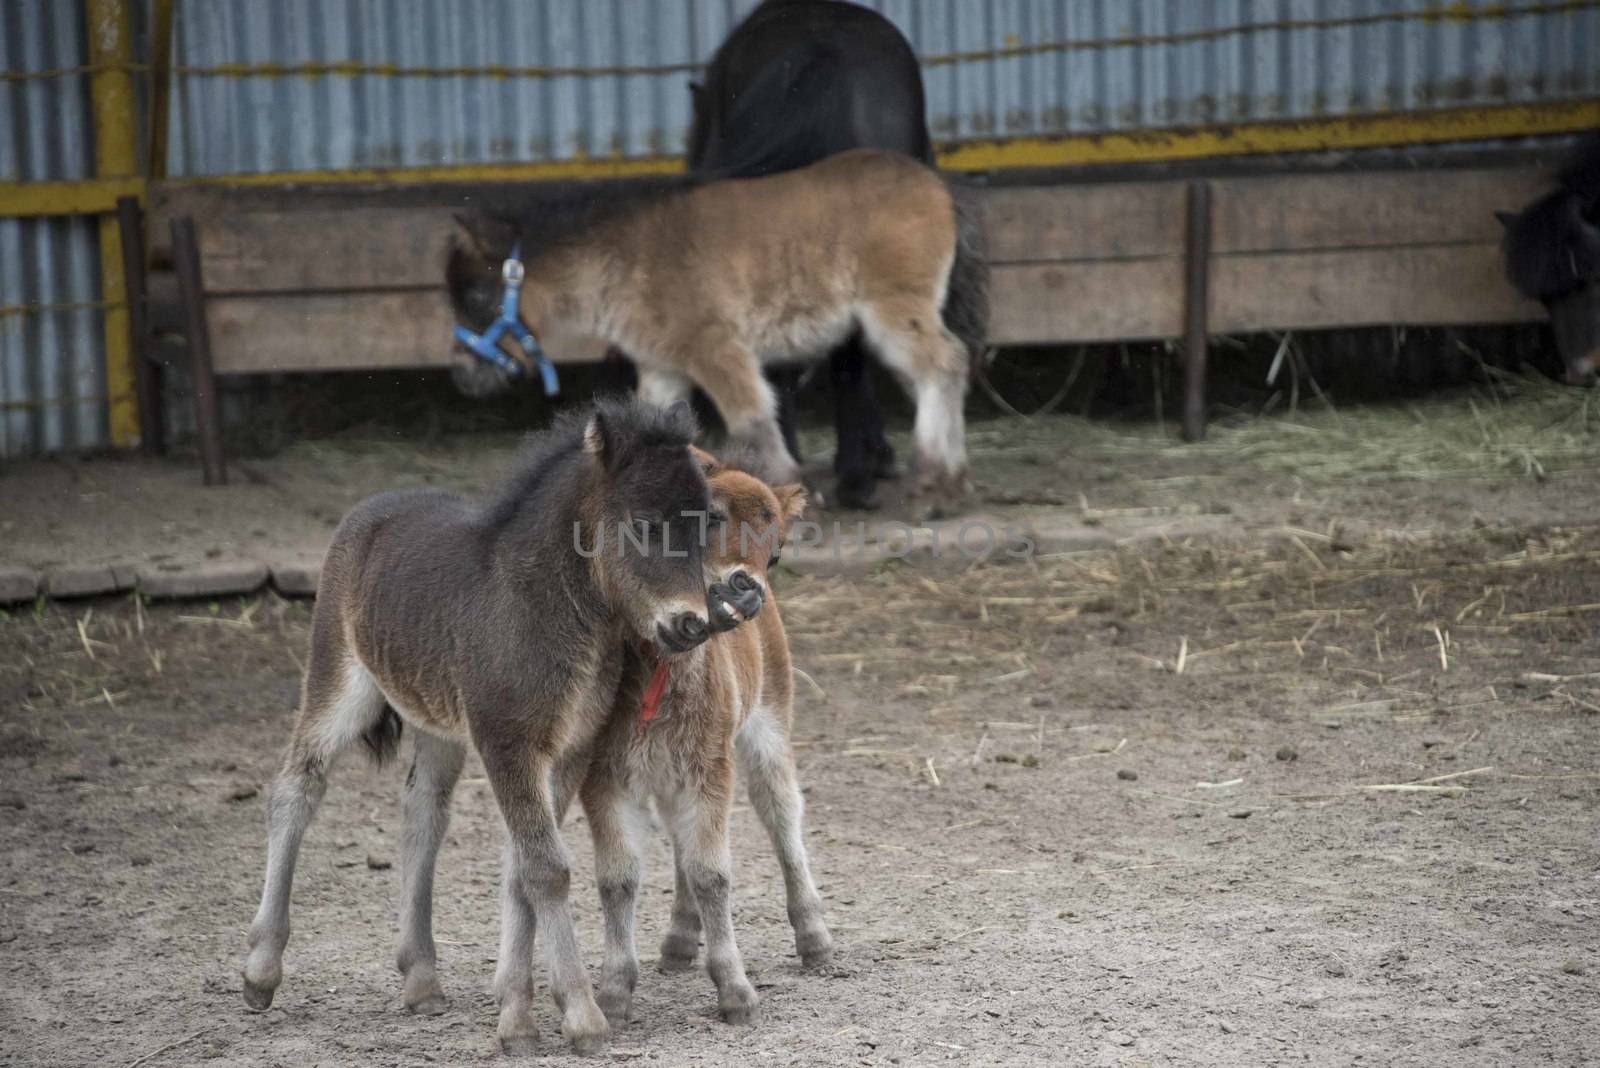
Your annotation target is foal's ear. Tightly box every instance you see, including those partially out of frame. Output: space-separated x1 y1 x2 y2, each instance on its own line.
689 445 722 476
774 483 808 523
453 212 517 260
584 410 617 468
1494 210 1517 230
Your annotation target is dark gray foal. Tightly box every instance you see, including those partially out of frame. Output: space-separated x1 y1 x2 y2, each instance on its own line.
239 400 745 1056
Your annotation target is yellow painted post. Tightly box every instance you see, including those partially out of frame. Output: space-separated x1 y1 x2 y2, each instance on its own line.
86 0 140 448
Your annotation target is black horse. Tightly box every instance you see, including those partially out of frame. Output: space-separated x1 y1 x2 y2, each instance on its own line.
1499 132 1600 383
689 0 935 510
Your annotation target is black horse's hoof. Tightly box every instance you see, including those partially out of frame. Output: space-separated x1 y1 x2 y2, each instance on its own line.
832 473 880 511
869 441 899 480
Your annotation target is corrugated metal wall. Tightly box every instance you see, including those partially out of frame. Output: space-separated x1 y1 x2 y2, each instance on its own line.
1 1 107 458
5 1 1598 456
164 0 1600 176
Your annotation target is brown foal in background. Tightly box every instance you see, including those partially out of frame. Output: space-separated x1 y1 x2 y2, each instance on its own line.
580 448 832 1028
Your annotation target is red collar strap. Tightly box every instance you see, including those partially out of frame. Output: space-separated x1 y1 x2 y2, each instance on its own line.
637 641 671 724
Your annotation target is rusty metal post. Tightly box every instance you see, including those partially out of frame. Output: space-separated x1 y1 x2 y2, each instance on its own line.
116 196 163 455
1181 179 1212 443
86 0 142 448
170 216 226 485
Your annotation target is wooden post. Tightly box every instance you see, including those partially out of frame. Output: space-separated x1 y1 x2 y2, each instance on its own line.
146 0 175 181
116 196 163 455
1181 179 1212 443
86 0 142 448
170 216 226 485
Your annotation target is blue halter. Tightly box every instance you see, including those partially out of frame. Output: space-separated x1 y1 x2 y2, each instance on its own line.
452 243 561 397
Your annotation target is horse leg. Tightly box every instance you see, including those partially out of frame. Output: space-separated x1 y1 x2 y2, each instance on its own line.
395 730 466 1015
658 840 703 972
829 338 891 510
242 643 385 1010
685 343 800 485
485 750 609 1056
581 776 650 1027
769 365 806 466
735 708 832 967
658 767 758 1024
859 302 969 499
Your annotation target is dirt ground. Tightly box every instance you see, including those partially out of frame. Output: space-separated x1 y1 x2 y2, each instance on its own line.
3 392 1600 1067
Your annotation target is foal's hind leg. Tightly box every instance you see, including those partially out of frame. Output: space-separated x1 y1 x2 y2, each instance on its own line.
242 648 386 1010
658 770 758 1024
736 711 833 967
659 840 703 972
859 301 969 499
395 730 466 1015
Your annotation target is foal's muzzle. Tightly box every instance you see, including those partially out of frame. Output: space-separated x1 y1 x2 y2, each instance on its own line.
657 611 711 653
708 571 765 633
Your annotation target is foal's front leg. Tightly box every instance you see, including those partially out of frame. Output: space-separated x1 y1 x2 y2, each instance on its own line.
485 752 609 1056
659 768 758 1024
581 777 650 1026
684 342 800 486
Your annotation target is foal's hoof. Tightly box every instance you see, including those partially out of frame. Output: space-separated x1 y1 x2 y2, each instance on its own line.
718 985 760 1025
562 1002 610 1056
403 968 448 1015
241 977 277 1012
798 930 835 969
498 1032 539 1058
658 934 699 972
497 1009 540 1057
408 992 448 1016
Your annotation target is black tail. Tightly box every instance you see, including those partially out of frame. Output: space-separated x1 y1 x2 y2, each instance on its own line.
941 179 991 375
360 705 403 767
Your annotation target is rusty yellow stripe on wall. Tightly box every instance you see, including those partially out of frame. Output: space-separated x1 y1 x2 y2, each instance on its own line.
86 0 140 449
937 99 1600 172
0 97 1587 225
2 100 1596 224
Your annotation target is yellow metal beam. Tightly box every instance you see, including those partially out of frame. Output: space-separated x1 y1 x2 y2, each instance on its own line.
86 0 141 449
1 99 1596 225
185 154 688 188
0 178 144 217
937 99 1600 172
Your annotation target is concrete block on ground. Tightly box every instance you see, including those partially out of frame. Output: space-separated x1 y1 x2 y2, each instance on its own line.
136 561 269 600
43 564 133 599
269 559 321 597
0 566 40 604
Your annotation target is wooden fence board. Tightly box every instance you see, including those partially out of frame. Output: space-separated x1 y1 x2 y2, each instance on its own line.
207 291 606 374
988 260 1184 344
1211 244 1541 334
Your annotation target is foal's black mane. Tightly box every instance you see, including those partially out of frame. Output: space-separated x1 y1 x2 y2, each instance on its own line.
481 399 699 529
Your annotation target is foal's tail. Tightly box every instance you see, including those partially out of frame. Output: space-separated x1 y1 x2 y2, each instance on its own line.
941 180 991 377
361 705 403 766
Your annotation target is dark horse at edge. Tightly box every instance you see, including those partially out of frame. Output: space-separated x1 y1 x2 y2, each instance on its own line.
1499 131 1600 384
689 0 936 509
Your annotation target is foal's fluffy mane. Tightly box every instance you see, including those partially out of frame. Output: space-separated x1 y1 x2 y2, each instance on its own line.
446 176 702 325
482 399 700 527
